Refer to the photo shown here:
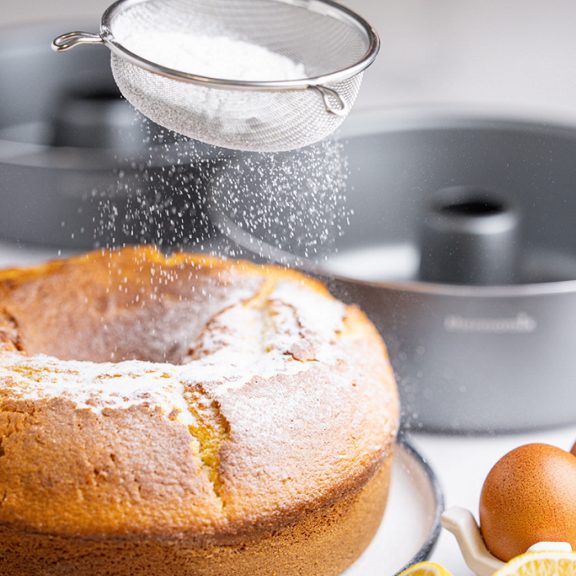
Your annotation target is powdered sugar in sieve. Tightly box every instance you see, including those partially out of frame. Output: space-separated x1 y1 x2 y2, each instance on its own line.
111 29 308 147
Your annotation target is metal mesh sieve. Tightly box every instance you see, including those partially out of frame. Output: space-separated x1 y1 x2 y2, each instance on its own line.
53 0 379 152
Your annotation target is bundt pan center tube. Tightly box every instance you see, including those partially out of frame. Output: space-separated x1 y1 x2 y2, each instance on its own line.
0 246 399 576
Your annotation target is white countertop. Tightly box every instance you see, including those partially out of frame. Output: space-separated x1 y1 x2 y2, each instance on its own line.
410 425 576 575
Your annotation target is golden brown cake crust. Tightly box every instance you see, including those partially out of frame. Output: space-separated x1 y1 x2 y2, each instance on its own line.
0 455 392 576
0 246 399 574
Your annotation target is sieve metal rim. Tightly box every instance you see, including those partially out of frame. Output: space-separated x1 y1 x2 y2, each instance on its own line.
53 0 379 92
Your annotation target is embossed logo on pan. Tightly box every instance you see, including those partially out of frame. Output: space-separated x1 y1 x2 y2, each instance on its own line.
444 313 537 334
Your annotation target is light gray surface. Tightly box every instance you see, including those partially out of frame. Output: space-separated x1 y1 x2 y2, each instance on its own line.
3 0 576 121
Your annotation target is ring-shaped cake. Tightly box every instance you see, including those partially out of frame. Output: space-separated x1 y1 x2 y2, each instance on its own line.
0 246 399 576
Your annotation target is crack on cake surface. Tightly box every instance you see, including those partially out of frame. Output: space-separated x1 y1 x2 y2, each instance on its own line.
178 277 338 502
183 383 229 500
0 311 22 353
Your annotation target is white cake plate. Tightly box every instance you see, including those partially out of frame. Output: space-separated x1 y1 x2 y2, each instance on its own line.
345 434 444 576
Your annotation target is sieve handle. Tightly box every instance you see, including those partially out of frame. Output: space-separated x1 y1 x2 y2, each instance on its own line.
52 31 105 52
312 86 348 117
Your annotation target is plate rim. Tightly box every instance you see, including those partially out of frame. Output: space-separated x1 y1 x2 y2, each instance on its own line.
393 432 445 576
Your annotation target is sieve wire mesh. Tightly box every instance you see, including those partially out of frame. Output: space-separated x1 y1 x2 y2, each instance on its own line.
109 0 371 152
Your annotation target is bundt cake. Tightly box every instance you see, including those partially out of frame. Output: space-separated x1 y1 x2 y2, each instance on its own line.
0 245 399 576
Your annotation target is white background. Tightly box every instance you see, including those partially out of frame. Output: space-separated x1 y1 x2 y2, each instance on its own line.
3 0 576 121
2 1 576 575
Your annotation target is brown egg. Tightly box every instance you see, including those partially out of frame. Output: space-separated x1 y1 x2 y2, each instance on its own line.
479 443 576 562
570 441 576 457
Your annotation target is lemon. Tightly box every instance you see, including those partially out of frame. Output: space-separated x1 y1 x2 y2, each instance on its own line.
398 562 453 576
494 551 576 576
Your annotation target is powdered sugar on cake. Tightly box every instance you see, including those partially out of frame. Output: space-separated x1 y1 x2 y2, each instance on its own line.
0 355 196 425
0 282 347 424
269 282 345 347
